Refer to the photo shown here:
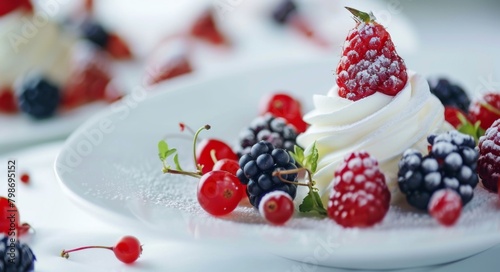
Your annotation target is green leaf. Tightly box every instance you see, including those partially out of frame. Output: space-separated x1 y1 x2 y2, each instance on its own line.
165 148 177 158
158 140 169 161
311 190 326 212
302 142 319 174
299 189 327 216
173 153 183 171
308 142 319 173
290 145 305 165
299 193 314 213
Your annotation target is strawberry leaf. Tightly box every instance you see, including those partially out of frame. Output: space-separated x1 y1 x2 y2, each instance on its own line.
158 140 169 161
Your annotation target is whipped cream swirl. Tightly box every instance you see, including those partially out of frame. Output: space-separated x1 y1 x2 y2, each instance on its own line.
297 71 449 202
0 11 75 87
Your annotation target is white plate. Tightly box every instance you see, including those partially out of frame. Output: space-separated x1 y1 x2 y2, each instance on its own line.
0 103 109 153
55 59 500 270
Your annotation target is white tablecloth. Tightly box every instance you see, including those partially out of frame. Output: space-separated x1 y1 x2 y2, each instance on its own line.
2 142 499 272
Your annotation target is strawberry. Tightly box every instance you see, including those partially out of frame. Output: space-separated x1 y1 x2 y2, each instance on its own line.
0 87 18 114
469 92 500 131
336 7 407 101
106 33 133 60
444 107 469 128
0 0 32 16
146 54 192 85
61 49 111 109
443 106 483 143
190 9 227 46
84 0 93 12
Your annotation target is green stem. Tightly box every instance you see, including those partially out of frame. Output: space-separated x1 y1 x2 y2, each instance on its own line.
162 167 202 179
192 125 211 173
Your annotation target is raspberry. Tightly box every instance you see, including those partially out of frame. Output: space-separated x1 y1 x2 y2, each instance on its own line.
477 119 500 192
428 189 462 226
398 131 479 211
237 141 298 208
429 78 470 113
469 92 500 131
336 7 407 101
17 76 60 119
0 236 36 271
327 151 390 228
236 113 298 157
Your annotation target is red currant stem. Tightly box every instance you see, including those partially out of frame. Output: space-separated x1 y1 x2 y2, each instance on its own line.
192 125 211 173
61 245 113 259
18 222 33 236
162 167 202 179
162 133 193 141
272 167 313 188
179 122 197 136
210 149 218 164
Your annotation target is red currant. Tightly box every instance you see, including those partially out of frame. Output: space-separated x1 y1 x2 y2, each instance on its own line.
0 196 31 236
196 139 238 174
428 189 462 227
259 191 294 225
213 159 248 202
113 236 142 264
197 170 243 216
61 235 142 264
213 159 239 176
259 93 307 133
0 197 20 235
20 173 30 184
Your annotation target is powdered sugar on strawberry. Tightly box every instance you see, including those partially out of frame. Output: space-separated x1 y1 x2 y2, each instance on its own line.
336 9 407 101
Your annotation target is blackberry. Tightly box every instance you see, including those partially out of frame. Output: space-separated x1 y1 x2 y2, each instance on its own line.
236 113 298 157
81 20 109 48
429 78 470 113
17 76 60 119
238 141 298 208
398 130 479 211
271 0 297 24
0 236 36 272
